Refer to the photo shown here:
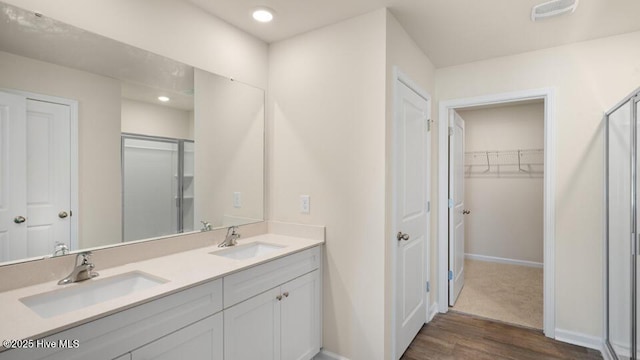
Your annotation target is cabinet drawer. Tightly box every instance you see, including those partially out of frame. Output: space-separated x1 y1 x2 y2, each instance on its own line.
223 247 320 308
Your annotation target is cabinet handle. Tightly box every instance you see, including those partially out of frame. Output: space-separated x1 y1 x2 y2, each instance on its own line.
276 295 282 301
14 216 26 224
283 292 289 298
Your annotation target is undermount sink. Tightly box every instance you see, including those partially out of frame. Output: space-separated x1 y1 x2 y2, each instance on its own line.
20 271 168 318
211 242 285 260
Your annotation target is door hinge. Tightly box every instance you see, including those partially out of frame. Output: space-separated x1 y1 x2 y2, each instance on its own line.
426 281 430 292
448 126 454 136
448 271 453 281
633 233 637 256
426 118 432 132
427 201 431 213
448 199 453 208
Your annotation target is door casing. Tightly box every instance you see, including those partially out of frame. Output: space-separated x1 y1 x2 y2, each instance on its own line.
437 88 556 338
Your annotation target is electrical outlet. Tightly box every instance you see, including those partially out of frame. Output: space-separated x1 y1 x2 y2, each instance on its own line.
300 195 310 214
233 192 242 208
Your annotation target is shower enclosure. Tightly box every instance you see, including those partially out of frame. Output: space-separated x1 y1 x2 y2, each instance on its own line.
606 88 640 360
122 134 195 242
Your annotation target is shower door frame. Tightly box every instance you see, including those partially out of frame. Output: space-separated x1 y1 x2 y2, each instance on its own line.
121 133 194 241
605 87 640 360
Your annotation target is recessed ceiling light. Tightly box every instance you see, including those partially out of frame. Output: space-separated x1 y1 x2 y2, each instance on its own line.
531 0 578 21
158 96 170 102
252 8 274 23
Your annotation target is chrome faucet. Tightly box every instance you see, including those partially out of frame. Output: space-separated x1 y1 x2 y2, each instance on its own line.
53 241 69 257
58 251 99 285
218 226 240 247
200 220 213 232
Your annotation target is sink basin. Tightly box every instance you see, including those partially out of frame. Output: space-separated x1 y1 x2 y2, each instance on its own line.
20 271 168 318
211 242 285 260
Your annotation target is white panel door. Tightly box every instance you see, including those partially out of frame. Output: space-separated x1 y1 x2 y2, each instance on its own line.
132 313 222 360
449 110 465 306
281 271 320 360
394 80 430 358
224 287 281 360
0 92 27 262
26 99 71 257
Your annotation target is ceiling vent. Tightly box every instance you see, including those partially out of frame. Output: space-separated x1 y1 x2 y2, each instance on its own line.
531 0 578 21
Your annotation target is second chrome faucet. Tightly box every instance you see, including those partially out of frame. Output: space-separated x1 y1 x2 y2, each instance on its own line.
218 226 241 247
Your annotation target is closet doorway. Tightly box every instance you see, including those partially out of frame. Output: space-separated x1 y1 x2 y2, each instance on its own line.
438 88 556 337
449 101 544 329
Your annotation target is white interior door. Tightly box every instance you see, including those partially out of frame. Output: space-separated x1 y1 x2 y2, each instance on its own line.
26 99 71 257
0 91 27 262
394 79 430 359
448 110 465 306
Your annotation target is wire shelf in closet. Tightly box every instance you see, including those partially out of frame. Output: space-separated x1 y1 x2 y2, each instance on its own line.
464 149 544 178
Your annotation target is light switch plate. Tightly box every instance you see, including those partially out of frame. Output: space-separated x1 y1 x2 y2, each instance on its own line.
300 195 310 214
233 192 242 208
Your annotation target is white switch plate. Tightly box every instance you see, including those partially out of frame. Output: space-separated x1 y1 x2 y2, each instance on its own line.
300 195 310 214
233 192 242 208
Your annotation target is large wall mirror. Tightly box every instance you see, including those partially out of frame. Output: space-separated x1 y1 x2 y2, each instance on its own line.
0 2 265 265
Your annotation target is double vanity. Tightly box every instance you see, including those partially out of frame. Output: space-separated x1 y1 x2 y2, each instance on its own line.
0 227 324 360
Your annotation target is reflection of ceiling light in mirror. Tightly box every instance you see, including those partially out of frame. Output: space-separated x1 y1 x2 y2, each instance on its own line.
158 96 170 102
252 8 274 23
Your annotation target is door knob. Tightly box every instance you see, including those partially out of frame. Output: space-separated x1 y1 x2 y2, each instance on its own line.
462 209 471 215
58 211 69 219
397 232 410 241
14 216 26 224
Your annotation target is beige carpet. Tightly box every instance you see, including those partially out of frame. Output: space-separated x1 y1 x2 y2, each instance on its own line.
451 259 543 329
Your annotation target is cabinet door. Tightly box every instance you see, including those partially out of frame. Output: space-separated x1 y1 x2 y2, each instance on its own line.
131 313 222 360
281 271 320 360
224 287 281 360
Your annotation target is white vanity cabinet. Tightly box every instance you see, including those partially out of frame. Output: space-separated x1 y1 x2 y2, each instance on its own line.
0 245 322 360
223 247 321 360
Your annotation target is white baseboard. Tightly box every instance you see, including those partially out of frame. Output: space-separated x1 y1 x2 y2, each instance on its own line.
313 349 350 360
428 302 438 322
554 328 603 351
465 253 543 268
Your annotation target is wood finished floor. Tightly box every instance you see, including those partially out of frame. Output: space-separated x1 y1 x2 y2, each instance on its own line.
400 312 602 360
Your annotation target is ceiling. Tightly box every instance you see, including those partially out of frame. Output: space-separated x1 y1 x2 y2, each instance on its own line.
186 0 640 68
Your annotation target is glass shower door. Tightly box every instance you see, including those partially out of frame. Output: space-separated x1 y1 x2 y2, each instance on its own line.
637 98 640 360
608 99 633 360
122 136 180 242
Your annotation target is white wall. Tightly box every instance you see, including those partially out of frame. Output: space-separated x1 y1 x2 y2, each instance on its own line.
195 69 264 228
5 0 268 88
269 9 387 360
384 11 436 359
0 50 121 249
435 30 640 338
121 99 193 140
458 103 544 264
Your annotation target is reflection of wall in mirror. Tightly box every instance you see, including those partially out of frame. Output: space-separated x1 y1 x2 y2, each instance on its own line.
195 69 264 227
121 99 194 140
0 50 121 250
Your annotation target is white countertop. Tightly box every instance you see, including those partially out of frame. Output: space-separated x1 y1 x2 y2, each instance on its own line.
0 233 323 344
